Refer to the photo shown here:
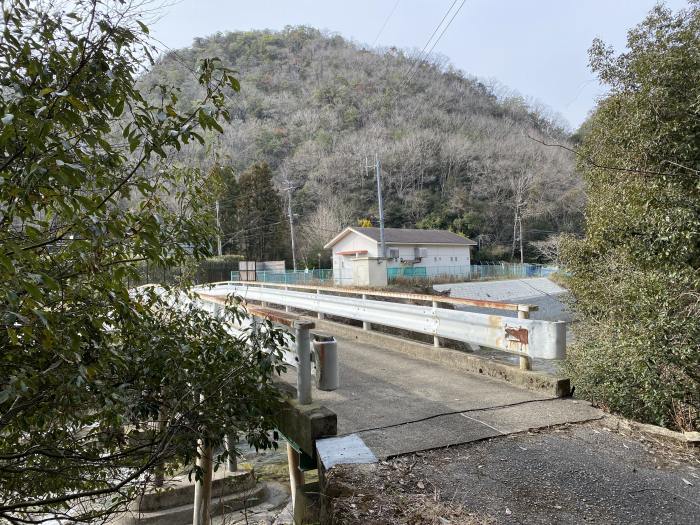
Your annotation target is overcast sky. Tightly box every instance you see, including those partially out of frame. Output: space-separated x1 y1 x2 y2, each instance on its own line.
150 0 690 129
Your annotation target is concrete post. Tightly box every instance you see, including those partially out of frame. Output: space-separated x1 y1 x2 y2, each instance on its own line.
361 294 371 331
285 285 291 313
295 321 314 405
518 307 532 371
432 300 440 348
316 289 324 320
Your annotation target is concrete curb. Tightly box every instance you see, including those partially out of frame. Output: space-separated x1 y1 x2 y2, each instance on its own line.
310 317 571 397
601 414 700 447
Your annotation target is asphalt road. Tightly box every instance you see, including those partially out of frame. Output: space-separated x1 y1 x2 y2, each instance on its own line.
396 420 700 524
329 420 700 525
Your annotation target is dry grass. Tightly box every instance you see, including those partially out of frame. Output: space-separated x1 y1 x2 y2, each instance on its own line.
326 463 494 525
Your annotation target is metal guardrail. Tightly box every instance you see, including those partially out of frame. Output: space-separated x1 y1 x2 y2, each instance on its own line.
205 280 538 313
197 292 340 404
196 282 566 366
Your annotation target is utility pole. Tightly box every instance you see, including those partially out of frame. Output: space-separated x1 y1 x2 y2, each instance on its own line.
285 186 297 271
518 216 524 265
215 200 222 256
365 155 386 259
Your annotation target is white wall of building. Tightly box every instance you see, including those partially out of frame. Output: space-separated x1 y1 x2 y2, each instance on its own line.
385 244 472 277
329 230 474 284
330 233 378 284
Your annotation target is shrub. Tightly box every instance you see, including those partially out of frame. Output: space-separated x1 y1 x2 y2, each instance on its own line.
563 3 700 431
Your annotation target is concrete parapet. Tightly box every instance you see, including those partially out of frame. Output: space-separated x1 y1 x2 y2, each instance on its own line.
274 398 338 459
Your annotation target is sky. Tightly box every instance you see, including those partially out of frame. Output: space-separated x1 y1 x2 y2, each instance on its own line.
150 0 691 129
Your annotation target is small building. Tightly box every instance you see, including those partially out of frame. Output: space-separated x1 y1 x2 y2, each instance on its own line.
324 227 477 286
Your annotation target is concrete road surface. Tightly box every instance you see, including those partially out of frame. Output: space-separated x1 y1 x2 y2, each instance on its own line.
282 334 600 459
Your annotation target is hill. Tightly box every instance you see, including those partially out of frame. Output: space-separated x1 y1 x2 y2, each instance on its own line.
140 26 583 265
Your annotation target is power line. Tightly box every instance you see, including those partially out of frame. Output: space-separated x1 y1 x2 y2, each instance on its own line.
372 0 401 46
382 0 466 113
400 0 459 85
402 0 466 88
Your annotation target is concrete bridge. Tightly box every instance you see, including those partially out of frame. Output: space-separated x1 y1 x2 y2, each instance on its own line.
123 281 698 524
194 282 596 518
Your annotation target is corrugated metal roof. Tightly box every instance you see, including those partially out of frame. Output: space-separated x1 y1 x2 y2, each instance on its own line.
353 227 476 245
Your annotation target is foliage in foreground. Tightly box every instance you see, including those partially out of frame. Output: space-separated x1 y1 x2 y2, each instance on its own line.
0 1 286 522
563 2 700 431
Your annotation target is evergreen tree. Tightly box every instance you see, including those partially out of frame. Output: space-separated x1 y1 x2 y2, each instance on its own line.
236 162 288 262
213 164 241 254
563 3 699 431
0 2 286 520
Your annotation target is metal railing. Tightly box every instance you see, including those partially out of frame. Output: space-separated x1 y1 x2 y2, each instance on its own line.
198 294 312 403
196 281 566 369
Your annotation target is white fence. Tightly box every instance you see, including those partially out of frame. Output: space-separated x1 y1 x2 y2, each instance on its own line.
196 282 566 361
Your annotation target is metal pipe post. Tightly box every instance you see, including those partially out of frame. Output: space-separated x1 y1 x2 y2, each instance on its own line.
224 434 237 472
294 321 314 404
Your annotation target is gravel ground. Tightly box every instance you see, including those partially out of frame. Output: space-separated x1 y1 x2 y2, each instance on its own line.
328 419 700 524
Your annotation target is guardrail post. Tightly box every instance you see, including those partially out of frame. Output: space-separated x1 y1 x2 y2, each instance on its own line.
316 289 324 320
432 300 440 347
294 320 314 405
518 306 532 371
284 285 291 313
361 294 371 331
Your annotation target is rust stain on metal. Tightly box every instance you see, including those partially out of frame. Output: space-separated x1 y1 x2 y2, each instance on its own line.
197 292 226 304
195 292 306 328
248 307 309 328
505 326 529 345
488 315 502 328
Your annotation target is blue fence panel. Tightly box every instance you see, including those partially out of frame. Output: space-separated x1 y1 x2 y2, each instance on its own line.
229 269 334 284
386 263 557 283
226 264 558 286
388 266 428 279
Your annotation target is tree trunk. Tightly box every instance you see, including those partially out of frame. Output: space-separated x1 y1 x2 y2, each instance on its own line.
519 217 524 264
193 441 213 525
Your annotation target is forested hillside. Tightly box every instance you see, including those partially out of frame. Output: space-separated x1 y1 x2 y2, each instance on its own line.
141 27 583 265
